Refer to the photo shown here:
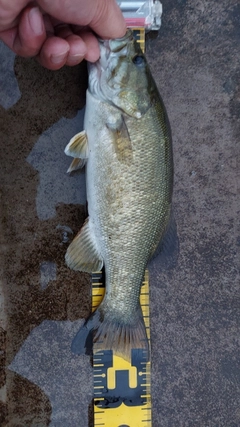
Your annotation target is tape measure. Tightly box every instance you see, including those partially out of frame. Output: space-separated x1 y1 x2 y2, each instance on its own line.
91 29 151 427
132 28 146 52
92 270 151 427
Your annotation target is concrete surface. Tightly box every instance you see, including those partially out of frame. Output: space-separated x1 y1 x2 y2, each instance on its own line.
0 0 239 425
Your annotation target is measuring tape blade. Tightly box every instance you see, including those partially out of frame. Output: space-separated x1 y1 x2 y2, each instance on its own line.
132 28 146 52
92 270 151 427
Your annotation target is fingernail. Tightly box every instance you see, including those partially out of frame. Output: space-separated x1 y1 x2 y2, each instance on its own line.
29 7 44 36
68 54 84 64
51 50 69 64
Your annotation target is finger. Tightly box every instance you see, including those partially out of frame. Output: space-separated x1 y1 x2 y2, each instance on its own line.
0 0 30 31
54 25 99 66
80 32 100 63
38 35 69 70
60 31 100 65
0 6 46 57
63 34 86 66
54 23 74 39
42 13 55 36
89 0 127 39
54 24 86 66
56 26 99 65
37 0 126 39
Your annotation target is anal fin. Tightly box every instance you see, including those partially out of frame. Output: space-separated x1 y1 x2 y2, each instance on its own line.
65 218 103 273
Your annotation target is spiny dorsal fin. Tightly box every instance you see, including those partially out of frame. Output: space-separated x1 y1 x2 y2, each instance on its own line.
65 218 103 273
64 130 88 158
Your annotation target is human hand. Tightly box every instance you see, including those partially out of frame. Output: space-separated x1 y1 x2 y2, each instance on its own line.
0 0 126 70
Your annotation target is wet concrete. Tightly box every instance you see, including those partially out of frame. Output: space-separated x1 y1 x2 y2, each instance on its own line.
0 0 239 425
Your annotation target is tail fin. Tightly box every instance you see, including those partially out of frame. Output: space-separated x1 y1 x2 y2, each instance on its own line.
71 306 149 362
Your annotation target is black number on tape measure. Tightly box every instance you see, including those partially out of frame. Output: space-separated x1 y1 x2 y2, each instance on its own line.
94 348 148 409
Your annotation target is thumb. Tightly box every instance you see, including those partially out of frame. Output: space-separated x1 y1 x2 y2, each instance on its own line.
89 0 126 39
37 0 126 39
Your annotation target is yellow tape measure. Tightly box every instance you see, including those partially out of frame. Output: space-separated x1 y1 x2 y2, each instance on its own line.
132 28 146 52
91 28 150 427
92 270 151 427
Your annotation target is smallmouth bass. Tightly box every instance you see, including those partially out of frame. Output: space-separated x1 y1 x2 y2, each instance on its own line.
65 29 173 361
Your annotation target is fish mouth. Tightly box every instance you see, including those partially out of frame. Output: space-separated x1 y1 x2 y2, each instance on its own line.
98 29 133 51
88 29 143 114
88 28 134 82
88 32 134 101
87 62 101 101
95 29 134 74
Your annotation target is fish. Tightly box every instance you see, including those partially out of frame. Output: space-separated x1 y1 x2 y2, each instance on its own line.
64 29 173 361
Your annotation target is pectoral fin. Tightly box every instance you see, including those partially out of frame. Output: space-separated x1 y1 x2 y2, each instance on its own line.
67 158 87 173
64 130 88 159
65 218 103 273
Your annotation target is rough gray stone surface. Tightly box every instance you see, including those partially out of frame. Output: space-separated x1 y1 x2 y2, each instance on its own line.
0 0 239 425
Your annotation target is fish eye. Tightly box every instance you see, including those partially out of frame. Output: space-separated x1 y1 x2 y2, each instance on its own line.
132 55 145 66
